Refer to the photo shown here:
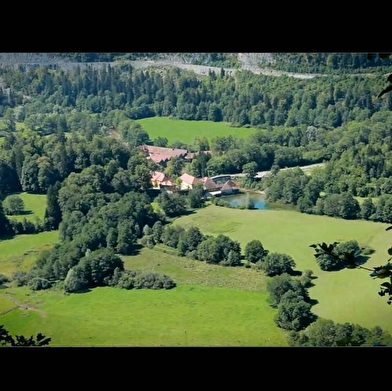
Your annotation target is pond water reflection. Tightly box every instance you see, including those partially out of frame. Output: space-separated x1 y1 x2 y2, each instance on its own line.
223 192 296 211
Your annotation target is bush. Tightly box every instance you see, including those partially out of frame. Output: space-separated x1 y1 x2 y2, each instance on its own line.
0 274 10 286
12 271 29 287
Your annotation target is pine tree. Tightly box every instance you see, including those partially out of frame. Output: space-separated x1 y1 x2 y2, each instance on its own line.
44 181 62 230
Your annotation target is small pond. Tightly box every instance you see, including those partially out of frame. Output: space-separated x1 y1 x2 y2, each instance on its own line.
223 192 296 211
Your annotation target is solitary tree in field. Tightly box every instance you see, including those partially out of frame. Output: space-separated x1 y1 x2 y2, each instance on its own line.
3 195 24 215
310 231 392 305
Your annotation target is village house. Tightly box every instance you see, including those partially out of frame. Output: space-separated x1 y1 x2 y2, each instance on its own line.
178 173 202 190
201 177 220 193
150 171 177 192
220 179 240 195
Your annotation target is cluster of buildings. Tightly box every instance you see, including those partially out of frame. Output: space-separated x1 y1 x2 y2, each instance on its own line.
141 145 240 196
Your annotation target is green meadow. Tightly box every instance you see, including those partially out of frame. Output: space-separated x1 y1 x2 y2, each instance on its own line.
0 283 286 347
136 117 259 145
0 231 59 277
172 204 392 334
1 203 392 345
5 192 47 222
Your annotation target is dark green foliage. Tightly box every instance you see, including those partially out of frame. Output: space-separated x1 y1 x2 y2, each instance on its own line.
287 318 392 346
0 161 21 195
244 239 268 263
64 267 88 293
76 247 124 288
105 268 176 290
0 325 51 346
9 217 39 235
140 234 155 248
310 233 392 305
0 200 13 237
300 270 314 288
187 183 205 209
177 226 205 256
220 249 242 266
196 237 221 263
27 276 53 291
28 241 85 286
266 273 309 308
44 181 62 230
310 240 361 271
0 274 9 286
156 192 187 217
133 272 176 290
116 220 137 255
274 290 316 331
259 252 296 276
12 271 29 286
194 233 242 266
161 224 184 248
151 221 164 244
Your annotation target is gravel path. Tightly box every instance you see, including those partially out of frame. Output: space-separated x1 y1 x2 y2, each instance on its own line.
0 53 322 79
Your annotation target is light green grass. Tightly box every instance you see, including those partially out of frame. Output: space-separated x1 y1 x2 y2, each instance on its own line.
0 231 59 277
172 204 392 333
0 285 287 346
5 192 47 222
123 247 268 292
2 203 392 345
136 117 260 145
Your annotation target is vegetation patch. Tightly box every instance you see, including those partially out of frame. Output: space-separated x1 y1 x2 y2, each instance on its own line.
173 204 392 334
0 231 59 277
0 285 287 346
135 117 259 145
122 247 268 292
5 192 47 222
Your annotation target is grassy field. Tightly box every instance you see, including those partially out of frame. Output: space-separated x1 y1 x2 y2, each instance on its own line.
2 203 392 345
0 238 287 346
172 204 392 334
0 231 59 277
135 117 260 145
0 283 287 346
5 192 47 222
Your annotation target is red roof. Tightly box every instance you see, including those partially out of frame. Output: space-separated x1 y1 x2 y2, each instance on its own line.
141 145 188 163
180 173 201 185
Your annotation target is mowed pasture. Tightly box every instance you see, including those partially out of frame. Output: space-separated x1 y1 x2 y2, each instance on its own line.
135 117 259 145
172 204 392 334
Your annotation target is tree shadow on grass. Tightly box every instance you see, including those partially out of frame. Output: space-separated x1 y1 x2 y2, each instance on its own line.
67 287 92 294
128 243 143 256
308 298 319 306
15 210 34 216
0 234 16 243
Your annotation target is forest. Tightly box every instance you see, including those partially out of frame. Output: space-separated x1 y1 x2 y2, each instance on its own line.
1 52 392 346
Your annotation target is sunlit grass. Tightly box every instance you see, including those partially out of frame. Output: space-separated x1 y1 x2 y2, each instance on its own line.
173 204 392 333
136 117 260 145
5 192 47 222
